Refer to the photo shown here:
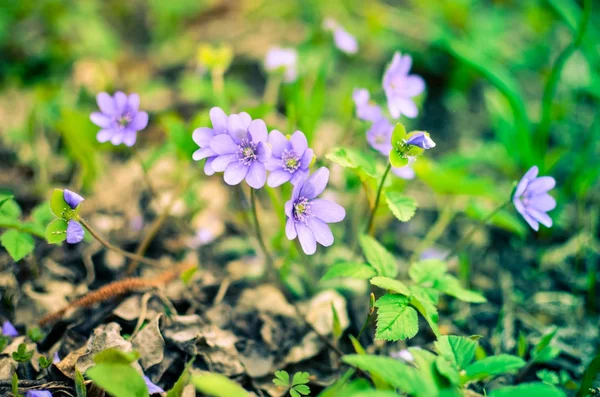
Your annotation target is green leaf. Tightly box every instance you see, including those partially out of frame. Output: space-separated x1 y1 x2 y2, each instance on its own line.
391 123 407 145
409 259 447 284
370 276 411 296
292 384 310 395
435 356 461 385
374 294 418 341
191 373 249 397
75 369 87 397
86 363 148 397
437 275 487 303
342 354 421 394
31 202 54 227
46 219 68 244
465 355 526 380
434 335 478 369
359 234 398 278
50 189 69 218
384 192 417 222
331 303 343 340
291 372 310 386
0 196 14 211
536 369 560 385
93 348 140 365
273 370 290 387
290 389 300 397
321 263 377 281
12 373 21 397
167 358 195 397
1 230 34 262
577 354 600 397
389 149 409 168
409 286 440 337
0 196 21 219
489 382 566 397
326 147 379 178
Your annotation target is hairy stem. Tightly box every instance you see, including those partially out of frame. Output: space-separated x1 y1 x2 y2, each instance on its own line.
365 163 392 235
250 189 275 278
445 201 510 259
78 217 160 267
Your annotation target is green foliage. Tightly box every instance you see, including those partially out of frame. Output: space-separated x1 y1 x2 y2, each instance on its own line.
46 219 68 244
435 335 477 369
38 355 53 369
331 304 343 340
167 359 195 397
12 343 34 363
86 348 146 397
489 383 566 397
27 327 43 342
273 370 311 397
373 294 418 341
384 191 417 222
94 348 140 365
326 147 379 178
50 189 71 218
75 369 87 397
464 355 526 380
1 229 34 262
12 373 22 397
358 234 398 278
532 328 561 363
191 373 248 397
577 354 600 397
321 262 377 281
370 277 411 296
0 336 9 353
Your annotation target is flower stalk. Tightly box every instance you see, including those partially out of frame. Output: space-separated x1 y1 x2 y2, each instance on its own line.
365 163 392 235
249 189 276 278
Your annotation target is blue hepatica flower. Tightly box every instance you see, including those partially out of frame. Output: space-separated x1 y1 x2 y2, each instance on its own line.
90 92 149 147
63 189 85 244
383 52 425 119
144 376 165 395
405 131 436 150
25 391 52 397
192 107 253 176
2 320 18 337
208 115 272 189
513 166 556 231
352 88 383 122
265 130 313 187
365 118 415 180
285 167 346 255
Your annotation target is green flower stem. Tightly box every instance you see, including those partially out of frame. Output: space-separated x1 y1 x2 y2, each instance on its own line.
445 201 511 259
365 163 392 235
249 189 276 279
77 217 160 267
263 73 282 106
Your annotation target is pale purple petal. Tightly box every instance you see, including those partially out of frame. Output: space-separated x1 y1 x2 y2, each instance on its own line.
353 88 369 106
357 103 383 122
514 197 539 231
238 112 252 127
25 391 52 397
53 352 60 363
286 218 297 239
333 28 358 55
523 166 539 181
144 376 164 394
406 132 435 149
392 98 419 118
210 134 238 155
527 177 556 195
290 170 308 185
392 166 415 180
227 114 248 142
268 130 290 158
211 154 238 172
114 91 128 113
396 54 413 76
97 129 113 143
2 320 18 337
528 194 556 212
301 167 329 199
291 179 303 201
90 112 112 128
64 189 84 209
264 158 281 171
128 93 140 112
192 147 216 161
129 111 148 131
245 162 267 189
285 200 293 218
308 218 334 246
66 221 85 244
210 107 228 133
299 149 314 169
514 176 530 198
96 92 116 115
193 127 215 147
111 131 124 145
311 199 346 223
224 162 249 186
296 223 317 255
256 141 271 162
268 170 293 187
123 130 137 147
527 208 553 228
397 75 425 97
290 130 308 153
249 119 268 142
204 158 216 176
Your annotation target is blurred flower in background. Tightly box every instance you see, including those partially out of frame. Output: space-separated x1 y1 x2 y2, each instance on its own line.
513 166 556 231
197 43 234 74
265 47 298 83
352 88 383 122
90 92 149 147
323 18 358 55
383 52 425 119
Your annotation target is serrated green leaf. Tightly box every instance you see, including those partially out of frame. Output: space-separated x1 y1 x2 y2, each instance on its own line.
1 230 34 262
370 277 411 296
359 234 398 278
0 196 21 219
167 358 195 397
50 189 69 218
409 286 440 337
408 259 447 284
46 219 68 244
374 294 418 341
321 263 377 281
93 348 139 365
87 363 148 397
434 335 478 369
191 373 248 397
435 356 461 385
326 147 378 178
31 203 54 227
384 192 417 222
465 355 526 380
437 275 487 303
489 382 566 397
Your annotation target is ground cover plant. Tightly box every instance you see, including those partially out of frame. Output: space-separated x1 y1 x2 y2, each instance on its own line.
0 0 599 396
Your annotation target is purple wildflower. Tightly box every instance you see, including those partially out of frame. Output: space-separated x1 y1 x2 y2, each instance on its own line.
192 108 252 176
25 391 52 397
323 18 358 55
353 88 383 122
53 352 60 363
265 130 313 187
366 119 415 180
208 115 272 189
513 166 556 231
144 376 165 394
390 349 415 362
285 167 345 255
90 92 148 147
405 131 436 149
383 52 425 119
265 47 298 83
63 189 85 244
2 320 18 337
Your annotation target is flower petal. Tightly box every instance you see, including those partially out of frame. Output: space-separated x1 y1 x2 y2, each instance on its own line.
90 112 112 128
391 165 415 180
64 189 84 209
211 154 237 172
391 98 418 119
144 376 165 395
129 111 148 131
398 75 425 97
333 28 358 54
111 131 124 146
267 169 293 188
528 194 556 212
296 223 317 255
66 221 85 244
224 161 248 185
249 119 268 142
210 107 228 133
290 130 308 153
526 176 556 196
114 91 128 113
308 218 334 246
285 218 297 240
96 92 116 114
97 129 114 143
245 161 266 189
523 166 539 181
193 127 215 147
285 200 293 218
299 149 314 169
210 134 237 155
352 88 369 106
192 147 216 161
2 320 18 337
268 130 290 157
238 112 252 127
527 208 553 228
514 198 539 231
256 141 271 162
311 199 345 223
300 167 329 199
123 130 137 147
204 157 216 176
128 93 140 112
290 170 308 185
227 114 248 142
